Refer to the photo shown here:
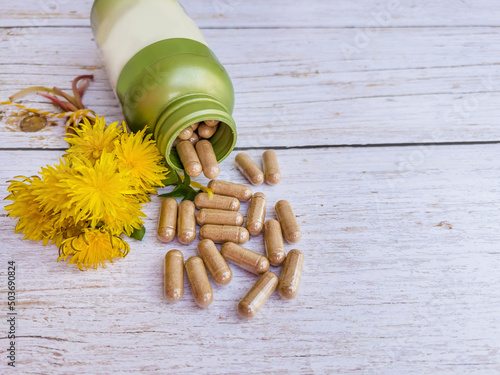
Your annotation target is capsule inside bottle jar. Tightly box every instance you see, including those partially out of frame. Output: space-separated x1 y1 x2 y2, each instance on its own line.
195 140 220 179
176 140 202 177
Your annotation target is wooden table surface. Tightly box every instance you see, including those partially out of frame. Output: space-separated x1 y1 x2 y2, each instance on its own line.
1 1 500 374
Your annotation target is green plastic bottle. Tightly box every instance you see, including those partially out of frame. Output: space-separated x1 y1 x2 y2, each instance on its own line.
91 0 236 171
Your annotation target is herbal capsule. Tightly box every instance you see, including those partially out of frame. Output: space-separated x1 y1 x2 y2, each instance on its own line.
246 192 267 235
204 120 219 127
198 123 218 138
195 140 220 179
278 249 304 299
191 122 199 131
207 179 252 201
178 126 193 140
172 136 181 148
200 225 249 244
221 242 269 275
264 219 286 266
164 250 184 302
189 132 199 145
263 150 281 185
185 256 213 308
238 271 278 319
177 200 196 244
176 140 202 177
194 193 240 211
235 152 264 185
157 198 177 243
198 239 232 286
275 200 302 243
196 208 244 226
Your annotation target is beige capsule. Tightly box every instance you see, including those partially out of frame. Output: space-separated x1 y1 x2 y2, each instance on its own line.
194 193 240 211
176 140 202 177
172 136 181 148
238 271 278 319
221 242 269 275
204 120 219 127
198 123 218 138
207 179 252 201
164 250 184 302
246 192 267 235
195 140 220 179
190 122 199 131
200 224 249 244
264 219 286 266
275 200 302 243
198 239 232 286
178 126 193 140
263 150 281 185
177 200 196 244
185 256 213 308
189 132 199 145
157 198 178 243
196 208 244 226
278 249 304 299
235 153 264 185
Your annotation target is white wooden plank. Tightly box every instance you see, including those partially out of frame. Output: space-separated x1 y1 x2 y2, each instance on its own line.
1 0 500 28
1 145 500 373
2 27 500 149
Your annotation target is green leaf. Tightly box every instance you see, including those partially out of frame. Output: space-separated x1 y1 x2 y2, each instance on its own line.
161 170 180 186
130 225 146 241
158 184 190 198
183 189 198 202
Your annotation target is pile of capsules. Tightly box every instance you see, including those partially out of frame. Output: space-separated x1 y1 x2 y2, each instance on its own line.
158 149 303 318
173 120 222 179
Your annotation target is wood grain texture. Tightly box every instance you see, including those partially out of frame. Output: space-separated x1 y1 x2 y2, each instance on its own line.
1 0 500 28
1 0 500 373
1 146 500 374
2 26 500 149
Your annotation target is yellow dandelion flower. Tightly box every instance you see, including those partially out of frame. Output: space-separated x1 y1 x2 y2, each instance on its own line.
100 199 146 236
49 215 86 248
65 115 125 164
63 152 143 231
32 157 75 224
5 176 57 245
114 128 169 193
58 228 130 270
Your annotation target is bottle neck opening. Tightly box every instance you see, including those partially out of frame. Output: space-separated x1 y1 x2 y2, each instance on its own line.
155 95 237 171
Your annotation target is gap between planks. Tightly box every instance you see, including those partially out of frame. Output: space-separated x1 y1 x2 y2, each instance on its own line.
4 140 500 153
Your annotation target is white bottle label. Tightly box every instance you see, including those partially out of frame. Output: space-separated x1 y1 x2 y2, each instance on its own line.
97 0 208 88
